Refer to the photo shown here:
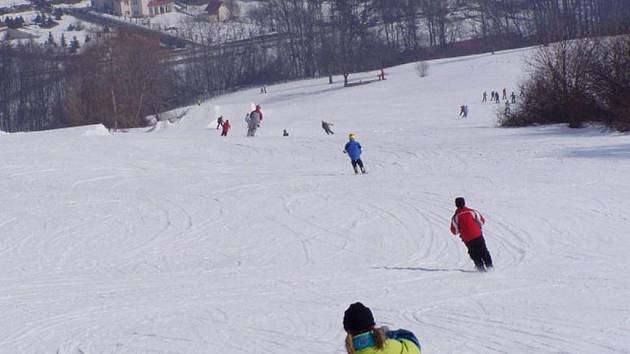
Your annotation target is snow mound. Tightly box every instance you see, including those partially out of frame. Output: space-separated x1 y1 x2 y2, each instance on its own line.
81 124 110 136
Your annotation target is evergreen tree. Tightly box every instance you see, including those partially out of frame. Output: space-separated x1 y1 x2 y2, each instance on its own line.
69 36 80 53
47 32 56 46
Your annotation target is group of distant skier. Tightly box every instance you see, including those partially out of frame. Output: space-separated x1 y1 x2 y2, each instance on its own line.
210 76 495 274
481 88 524 115
196 60 508 354
212 105 367 175
214 104 264 137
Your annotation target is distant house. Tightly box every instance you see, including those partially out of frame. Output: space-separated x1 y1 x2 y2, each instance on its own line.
93 0 172 17
92 0 131 16
205 0 230 22
115 0 133 17
147 0 173 16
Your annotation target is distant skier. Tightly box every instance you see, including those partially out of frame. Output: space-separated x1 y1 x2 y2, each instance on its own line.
283 129 289 136
221 119 230 136
216 115 224 130
378 68 386 80
482 91 487 103
459 105 468 118
502 88 507 100
343 302 421 354
246 105 263 137
343 133 366 174
511 92 516 103
450 197 493 271
322 120 334 135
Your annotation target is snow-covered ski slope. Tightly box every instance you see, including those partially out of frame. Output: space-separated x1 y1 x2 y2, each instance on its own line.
1 47 630 354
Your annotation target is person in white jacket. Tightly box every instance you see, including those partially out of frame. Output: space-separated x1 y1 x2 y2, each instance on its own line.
246 105 263 137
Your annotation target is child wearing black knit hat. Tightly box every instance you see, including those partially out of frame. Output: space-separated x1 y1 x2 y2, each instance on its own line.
342 302 422 354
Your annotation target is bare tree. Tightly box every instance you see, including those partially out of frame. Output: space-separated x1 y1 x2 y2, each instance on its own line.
64 29 176 129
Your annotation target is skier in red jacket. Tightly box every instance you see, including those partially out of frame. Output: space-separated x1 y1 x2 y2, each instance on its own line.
221 120 231 136
450 197 493 271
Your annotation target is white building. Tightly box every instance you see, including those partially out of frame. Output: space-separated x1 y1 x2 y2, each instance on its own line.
93 0 173 18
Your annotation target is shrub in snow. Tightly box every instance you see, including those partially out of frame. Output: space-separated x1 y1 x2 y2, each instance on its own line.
500 37 630 132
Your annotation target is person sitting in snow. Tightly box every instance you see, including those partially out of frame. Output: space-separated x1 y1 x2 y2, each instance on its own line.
343 302 421 354
221 119 230 136
343 133 366 174
450 197 493 272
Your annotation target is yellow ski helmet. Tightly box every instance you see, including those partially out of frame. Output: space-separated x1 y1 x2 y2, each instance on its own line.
348 133 356 140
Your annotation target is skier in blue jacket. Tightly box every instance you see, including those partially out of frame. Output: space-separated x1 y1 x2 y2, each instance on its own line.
344 133 366 174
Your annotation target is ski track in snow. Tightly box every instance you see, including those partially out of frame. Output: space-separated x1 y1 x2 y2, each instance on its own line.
1 47 630 353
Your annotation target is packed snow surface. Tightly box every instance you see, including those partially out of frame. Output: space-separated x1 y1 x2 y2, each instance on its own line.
1 47 629 353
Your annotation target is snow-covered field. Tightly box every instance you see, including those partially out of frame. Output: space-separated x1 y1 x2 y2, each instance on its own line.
1 10 98 45
1 47 630 353
0 0 29 9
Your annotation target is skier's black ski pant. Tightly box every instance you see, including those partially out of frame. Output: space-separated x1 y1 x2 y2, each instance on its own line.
465 236 493 270
351 159 364 171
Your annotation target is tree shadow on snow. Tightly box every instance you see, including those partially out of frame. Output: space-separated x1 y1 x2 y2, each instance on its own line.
565 144 630 159
375 266 477 273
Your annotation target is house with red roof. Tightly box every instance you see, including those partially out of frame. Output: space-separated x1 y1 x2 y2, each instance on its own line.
204 0 230 22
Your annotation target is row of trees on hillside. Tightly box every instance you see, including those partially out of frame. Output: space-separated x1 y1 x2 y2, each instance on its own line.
239 0 630 87
0 43 65 132
1 30 179 132
2 0 630 132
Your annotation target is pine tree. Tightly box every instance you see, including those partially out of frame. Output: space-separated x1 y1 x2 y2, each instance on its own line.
47 32 56 46
69 36 80 53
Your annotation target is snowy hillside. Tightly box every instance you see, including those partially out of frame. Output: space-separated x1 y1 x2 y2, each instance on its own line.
1 47 629 353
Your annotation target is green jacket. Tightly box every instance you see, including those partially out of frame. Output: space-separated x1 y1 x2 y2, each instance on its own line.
356 338 420 354
351 329 421 354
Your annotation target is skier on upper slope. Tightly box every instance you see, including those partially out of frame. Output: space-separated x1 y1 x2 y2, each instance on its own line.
450 197 493 271
343 133 366 174
343 302 421 354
